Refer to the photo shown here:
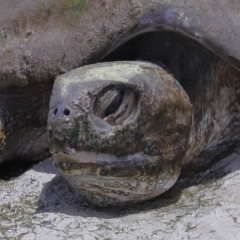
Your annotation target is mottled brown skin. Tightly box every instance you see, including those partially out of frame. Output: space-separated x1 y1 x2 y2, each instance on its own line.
0 0 240 205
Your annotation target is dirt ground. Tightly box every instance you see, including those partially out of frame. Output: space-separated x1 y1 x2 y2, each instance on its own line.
0 151 240 240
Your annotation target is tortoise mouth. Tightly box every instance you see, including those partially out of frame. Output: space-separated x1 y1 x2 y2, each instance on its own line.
53 151 181 206
53 151 167 176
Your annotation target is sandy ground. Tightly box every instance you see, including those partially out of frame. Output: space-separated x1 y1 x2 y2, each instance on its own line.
0 151 240 240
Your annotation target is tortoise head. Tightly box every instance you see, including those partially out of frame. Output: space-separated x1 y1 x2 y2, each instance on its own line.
47 61 192 206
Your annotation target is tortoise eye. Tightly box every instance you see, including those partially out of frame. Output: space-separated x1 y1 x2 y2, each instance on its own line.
104 90 124 117
93 88 123 118
93 85 138 125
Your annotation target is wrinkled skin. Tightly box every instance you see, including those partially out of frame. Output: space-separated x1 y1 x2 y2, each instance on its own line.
1 0 240 205
48 61 192 204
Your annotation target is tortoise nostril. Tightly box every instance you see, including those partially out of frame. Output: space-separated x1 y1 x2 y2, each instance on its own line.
53 108 58 115
63 108 70 116
51 106 71 118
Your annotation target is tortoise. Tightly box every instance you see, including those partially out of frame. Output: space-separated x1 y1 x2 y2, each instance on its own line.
1 0 240 206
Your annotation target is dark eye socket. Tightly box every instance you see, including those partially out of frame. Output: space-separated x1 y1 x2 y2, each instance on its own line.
104 90 124 117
